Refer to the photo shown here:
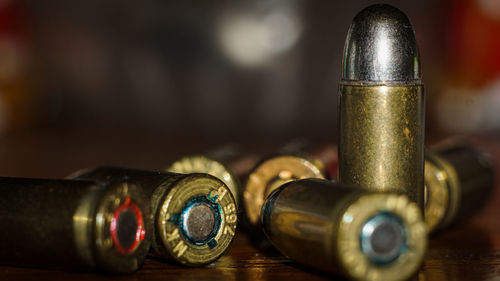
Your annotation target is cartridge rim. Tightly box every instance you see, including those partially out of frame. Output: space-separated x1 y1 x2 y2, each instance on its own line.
92 181 152 274
157 174 237 266
424 151 461 232
337 193 426 281
244 155 325 226
424 158 448 232
167 155 240 206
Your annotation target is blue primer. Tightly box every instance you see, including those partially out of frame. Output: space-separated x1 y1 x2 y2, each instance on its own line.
359 212 408 265
207 192 219 203
167 213 181 225
178 195 222 247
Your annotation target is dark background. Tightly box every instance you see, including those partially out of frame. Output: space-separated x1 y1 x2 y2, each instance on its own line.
0 0 499 176
1 1 464 135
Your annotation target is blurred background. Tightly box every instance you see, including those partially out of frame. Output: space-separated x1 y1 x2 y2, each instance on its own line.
0 0 499 175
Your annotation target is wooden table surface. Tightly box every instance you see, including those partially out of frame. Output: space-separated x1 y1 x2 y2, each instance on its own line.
0 130 498 281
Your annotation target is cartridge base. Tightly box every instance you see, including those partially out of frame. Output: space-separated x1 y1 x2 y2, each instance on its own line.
338 193 426 281
157 174 237 266
244 155 324 227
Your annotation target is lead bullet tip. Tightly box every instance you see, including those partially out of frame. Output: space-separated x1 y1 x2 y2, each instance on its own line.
341 4 421 83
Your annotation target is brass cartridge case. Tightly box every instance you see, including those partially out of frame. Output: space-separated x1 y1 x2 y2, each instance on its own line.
168 146 259 207
261 179 427 281
243 154 325 228
339 4 425 210
74 167 237 266
0 177 151 273
278 140 494 232
168 155 241 207
243 140 340 228
425 144 495 233
278 139 339 180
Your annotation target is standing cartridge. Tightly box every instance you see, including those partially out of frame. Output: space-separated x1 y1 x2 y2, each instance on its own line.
339 4 425 209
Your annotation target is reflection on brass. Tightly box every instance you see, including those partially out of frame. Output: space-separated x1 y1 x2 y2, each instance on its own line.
278 139 339 180
0 177 151 274
74 167 237 266
338 4 425 210
168 155 241 207
261 179 427 281
425 144 494 233
243 155 325 228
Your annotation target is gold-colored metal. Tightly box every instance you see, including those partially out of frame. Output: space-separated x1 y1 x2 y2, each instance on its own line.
424 144 494 233
424 150 458 233
261 179 427 281
278 139 339 180
243 155 325 227
339 85 425 209
0 177 151 273
167 155 241 207
74 167 237 266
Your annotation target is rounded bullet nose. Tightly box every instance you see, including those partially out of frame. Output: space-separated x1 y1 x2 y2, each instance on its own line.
342 4 421 83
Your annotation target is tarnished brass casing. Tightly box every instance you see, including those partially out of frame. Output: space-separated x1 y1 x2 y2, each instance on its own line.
339 5 425 210
243 155 325 227
425 144 494 233
261 179 427 281
0 177 151 273
339 85 425 208
74 167 237 266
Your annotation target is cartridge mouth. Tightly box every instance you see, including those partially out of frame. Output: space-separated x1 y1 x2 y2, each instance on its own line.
157 174 237 266
360 212 407 265
167 155 240 206
338 193 426 281
110 197 146 254
244 155 325 227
